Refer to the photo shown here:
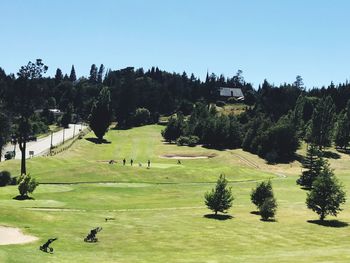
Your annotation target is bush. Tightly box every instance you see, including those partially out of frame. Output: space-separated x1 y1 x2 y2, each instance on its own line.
227 97 238 104
0 171 12 187
204 174 234 215
132 108 151 126
17 174 39 198
260 197 277 221
216 101 226 107
251 181 273 209
176 136 199 147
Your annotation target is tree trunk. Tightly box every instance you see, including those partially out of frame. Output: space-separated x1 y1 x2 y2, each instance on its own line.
19 140 26 175
215 210 217 215
320 211 325 221
0 148 2 162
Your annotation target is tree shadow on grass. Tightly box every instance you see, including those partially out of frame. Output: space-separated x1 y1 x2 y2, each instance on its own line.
13 195 34 200
203 214 233 221
307 219 348 228
322 151 341 159
85 138 111 144
260 218 277 222
250 211 260 215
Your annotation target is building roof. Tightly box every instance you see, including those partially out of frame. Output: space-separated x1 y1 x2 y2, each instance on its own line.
219 87 244 98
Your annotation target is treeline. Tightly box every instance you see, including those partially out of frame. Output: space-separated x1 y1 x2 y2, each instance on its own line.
162 78 350 163
3 60 350 164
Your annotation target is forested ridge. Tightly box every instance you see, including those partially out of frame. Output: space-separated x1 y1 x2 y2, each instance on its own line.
1 59 350 163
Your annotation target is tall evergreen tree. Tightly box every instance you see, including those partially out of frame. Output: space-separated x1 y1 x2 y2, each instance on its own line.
0 110 11 162
55 68 63 83
334 100 350 149
69 65 76 82
297 144 324 189
89 64 98 83
309 96 335 149
15 59 48 174
97 64 105 83
306 163 346 221
89 87 112 142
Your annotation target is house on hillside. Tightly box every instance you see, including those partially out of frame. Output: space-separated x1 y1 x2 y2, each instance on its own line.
219 87 244 101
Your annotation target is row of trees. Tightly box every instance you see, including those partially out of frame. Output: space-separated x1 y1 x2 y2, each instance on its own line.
163 92 350 163
206 168 346 222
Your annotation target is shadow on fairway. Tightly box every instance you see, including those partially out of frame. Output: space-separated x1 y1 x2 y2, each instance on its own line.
250 211 260 215
322 151 341 159
85 138 111 144
203 214 233 221
307 219 348 228
260 218 277 222
13 195 34 200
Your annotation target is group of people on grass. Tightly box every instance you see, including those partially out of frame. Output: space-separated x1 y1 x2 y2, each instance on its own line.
108 158 151 168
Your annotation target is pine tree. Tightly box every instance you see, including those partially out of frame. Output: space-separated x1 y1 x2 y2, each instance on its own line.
97 64 105 83
69 65 76 82
309 96 335 149
89 87 112 142
251 180 274 209
89 64 98 83
306 164 346 221
204 174 234 215
55 68 63 83
297 144 324 189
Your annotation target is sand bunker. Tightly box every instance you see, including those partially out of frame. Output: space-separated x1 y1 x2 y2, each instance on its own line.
0 226 38 245
160 153 216 159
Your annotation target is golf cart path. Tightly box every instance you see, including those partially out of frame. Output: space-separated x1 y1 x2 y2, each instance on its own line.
3 123 88 160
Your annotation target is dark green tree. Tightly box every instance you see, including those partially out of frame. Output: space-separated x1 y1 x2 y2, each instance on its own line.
89 87 112 142
17 174 38 199
55 68 63 83
89 64 98 83
15 59 48 174
204 174 234 215
309 96 335 149
61 103 73 128
97 64 105 83
69 65 76 82
334 100 350 149
306 164 346 221
260 197 277 221
161 113 185 143
334 111 349 149
0 110 11 162
251 180 274 210
297 144 324 189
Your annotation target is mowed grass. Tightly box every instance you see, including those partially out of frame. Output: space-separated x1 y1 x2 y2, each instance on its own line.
0 125 349 262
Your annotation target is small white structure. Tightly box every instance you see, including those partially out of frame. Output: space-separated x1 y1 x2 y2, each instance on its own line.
219 87 244 101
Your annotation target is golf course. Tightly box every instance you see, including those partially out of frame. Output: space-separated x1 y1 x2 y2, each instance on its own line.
0 124 349 263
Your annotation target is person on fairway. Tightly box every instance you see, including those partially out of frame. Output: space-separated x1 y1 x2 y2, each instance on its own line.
147 159 151 168
123 158 126 166
130 158 134 166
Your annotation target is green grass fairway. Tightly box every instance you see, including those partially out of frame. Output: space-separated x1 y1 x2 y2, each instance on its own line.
0 125 349 262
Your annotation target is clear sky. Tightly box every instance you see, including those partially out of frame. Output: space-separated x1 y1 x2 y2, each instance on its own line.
0 0 349 88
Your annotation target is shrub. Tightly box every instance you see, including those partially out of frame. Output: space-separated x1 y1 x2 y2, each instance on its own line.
17 174 39 198
132 108 151 126
260 197 277 221
306 164 346 221
251 181 273 209
176 136 199 147
205 174 234 215
216 101 226 107
227 97 238 104
0 171 12 187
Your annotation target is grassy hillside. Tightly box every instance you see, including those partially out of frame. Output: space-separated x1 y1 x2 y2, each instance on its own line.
0 125 349 262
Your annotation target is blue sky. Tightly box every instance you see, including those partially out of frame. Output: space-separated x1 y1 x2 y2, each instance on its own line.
0 0 349 88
